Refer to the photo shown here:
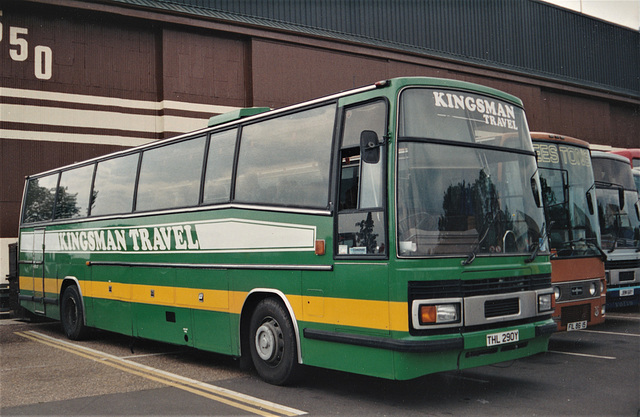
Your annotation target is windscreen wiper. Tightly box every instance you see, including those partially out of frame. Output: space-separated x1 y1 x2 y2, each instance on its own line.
594 180 622 189
524 242 539 263
559 237 607 261
608 234 623 254
524 222 546 264
462 212 499 266
586 239 608 261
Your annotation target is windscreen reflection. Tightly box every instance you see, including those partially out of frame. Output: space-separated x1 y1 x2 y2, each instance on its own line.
397 142 545 258
534 143 602 258
597 188 640 251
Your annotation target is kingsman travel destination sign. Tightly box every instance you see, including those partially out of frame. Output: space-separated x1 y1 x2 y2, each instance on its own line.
432 91 518 130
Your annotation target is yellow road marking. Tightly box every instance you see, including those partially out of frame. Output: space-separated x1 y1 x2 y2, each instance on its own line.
15 331 306 417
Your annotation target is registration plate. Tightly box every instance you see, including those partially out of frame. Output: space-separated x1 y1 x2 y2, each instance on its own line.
486 330 519 346
620 288 634 297
567 320 587 331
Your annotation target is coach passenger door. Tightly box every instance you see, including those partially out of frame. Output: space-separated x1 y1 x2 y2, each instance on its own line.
334 100 390 332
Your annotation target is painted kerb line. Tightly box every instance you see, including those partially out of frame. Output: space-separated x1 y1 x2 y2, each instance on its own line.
579 329 640 337
548 350 616 360
16 331 306 417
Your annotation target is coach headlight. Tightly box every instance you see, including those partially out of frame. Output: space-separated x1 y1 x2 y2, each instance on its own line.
553 286 561 301
412 299 463 330
538 293 553 313
419 304 458 324
589 282 597 296
419 303 460 325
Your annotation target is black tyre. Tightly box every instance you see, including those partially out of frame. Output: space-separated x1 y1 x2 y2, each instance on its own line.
61 285 88 340
249 298 300 385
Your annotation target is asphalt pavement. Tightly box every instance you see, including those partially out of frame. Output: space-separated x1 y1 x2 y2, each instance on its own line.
1 307 638 416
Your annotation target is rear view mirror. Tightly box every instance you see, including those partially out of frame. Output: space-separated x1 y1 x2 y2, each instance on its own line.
360 130 380 164
531 176 542 208
561 170 569 204
586 191 595 215
618 188 625 210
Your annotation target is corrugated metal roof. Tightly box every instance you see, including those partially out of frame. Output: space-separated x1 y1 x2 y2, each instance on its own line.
102 0 639 98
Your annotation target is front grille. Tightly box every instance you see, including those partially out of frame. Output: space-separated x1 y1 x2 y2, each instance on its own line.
464 274 551 296
408 274 552 336
556 279 600 301
485 298 519 318
560 304 590 326
605 259 640 270
608 282 638 289
409 274 551 300
619 271 635 282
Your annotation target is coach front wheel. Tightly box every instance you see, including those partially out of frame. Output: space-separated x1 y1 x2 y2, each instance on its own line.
249 298 300 385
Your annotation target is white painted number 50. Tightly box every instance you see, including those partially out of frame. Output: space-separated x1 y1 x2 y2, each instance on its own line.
4 24 53 80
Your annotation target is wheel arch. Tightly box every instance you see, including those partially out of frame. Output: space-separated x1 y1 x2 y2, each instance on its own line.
239 288 303 364
60 276 86 325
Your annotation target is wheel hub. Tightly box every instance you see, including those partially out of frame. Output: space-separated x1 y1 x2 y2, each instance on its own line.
255 320 281 363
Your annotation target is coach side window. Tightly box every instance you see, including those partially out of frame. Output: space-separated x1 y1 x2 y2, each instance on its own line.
55 164 95 219
235 104 335 208
91 153 139 216
136 136 206 211
203 129 237 205
22 173 59 223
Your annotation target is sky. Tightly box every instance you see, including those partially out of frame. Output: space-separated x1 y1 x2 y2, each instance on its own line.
541 0 640 30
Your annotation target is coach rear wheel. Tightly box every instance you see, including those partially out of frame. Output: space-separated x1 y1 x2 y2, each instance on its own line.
61 285 88 340
249 298 300 385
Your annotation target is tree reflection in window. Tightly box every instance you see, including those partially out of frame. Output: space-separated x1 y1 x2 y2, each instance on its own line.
54 186 81 219
355 212 379 254
437 170 514 253
55 164 94 219
22 176 58 223
23 169 92 223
